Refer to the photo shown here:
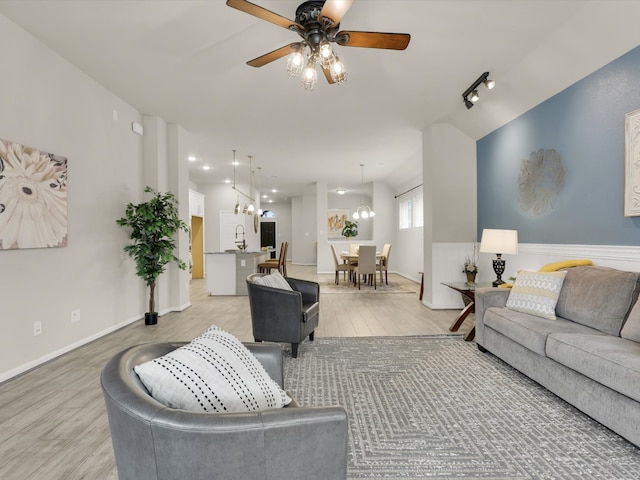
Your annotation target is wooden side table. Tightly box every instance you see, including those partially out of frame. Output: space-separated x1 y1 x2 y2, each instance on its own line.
442 282 493 341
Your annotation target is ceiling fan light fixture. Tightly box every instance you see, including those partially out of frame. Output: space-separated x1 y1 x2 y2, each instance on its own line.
286 50 305 77
301 58 317 90
330 57 347 84
318 42 335 68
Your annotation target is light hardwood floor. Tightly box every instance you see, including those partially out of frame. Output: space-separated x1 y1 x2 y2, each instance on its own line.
0 265 471 480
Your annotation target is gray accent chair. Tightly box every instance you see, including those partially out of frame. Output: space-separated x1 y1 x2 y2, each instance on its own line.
246 273 319 358
101 341 348 480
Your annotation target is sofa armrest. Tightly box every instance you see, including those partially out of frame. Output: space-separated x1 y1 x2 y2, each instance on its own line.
287 277 320 303
475 287 510 347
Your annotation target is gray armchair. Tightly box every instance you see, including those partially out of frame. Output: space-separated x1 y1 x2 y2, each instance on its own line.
246 273 319 358
101 342 348 480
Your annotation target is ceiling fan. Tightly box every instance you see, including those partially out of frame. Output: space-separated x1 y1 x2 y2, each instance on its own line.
226 0 411 89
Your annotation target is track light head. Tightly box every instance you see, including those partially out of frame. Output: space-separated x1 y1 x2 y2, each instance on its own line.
462 71 495 109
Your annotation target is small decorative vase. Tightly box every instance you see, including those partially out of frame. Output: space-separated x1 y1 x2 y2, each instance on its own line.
465 272 477 284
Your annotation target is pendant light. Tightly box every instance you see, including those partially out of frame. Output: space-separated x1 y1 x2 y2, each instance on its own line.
353 164 375 220
230 149 255 215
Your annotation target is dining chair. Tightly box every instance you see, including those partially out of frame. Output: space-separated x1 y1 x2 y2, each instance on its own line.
331 245 352 285
259 241 287 275
378 243 392 285
353 245 376 290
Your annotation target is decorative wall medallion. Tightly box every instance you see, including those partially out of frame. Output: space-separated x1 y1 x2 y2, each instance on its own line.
0 138 68 249
518 148 565 217
624 109 640 216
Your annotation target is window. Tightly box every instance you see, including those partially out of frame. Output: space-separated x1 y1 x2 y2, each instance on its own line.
399 191 423 229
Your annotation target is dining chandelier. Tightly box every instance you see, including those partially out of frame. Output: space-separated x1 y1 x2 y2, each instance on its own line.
352 163 375 220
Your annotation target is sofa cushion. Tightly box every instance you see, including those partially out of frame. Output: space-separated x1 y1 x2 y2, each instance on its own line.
555 266 640 335
621 297 640 342
484 307 605 356
506 270 567 320
134 325 292 413
252 270 293 291
546 333 640 403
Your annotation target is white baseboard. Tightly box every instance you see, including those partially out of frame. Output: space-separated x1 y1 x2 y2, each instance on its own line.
0 314 140 384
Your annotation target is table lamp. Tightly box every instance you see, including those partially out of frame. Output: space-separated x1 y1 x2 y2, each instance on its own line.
479 229 518 286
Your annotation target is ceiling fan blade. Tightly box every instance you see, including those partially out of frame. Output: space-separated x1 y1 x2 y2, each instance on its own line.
226 0 302 31
319 0 354 28
247 43 300 67
336 31 411 50
321 65 337 84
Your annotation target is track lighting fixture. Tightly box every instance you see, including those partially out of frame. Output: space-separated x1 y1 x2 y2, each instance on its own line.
462 71 495 110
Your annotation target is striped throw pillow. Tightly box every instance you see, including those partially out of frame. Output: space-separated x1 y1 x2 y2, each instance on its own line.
134 325 291 413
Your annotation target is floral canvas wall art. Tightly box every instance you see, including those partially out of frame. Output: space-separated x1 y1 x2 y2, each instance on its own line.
0 138 68 249
327 209 349 239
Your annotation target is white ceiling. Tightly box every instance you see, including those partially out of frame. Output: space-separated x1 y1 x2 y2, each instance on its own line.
1 0 640 202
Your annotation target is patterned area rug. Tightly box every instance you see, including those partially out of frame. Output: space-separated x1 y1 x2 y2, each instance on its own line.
283 336 640 479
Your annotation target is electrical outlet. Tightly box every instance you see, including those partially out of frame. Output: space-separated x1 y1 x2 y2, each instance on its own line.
71 309 81 323
33 321 42 336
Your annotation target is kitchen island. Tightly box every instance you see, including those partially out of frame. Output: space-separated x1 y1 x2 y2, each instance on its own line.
204 251 270 295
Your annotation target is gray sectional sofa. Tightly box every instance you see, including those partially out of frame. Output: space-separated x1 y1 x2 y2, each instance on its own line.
475 265 640 447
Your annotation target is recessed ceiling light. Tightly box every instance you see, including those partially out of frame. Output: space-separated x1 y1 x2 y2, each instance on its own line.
269 199 273 203
272 189 277 193
336 189 346 195
188 156 196 162
262 194 268 199
202 165 210 170
232 160 239 166
224 179 231 184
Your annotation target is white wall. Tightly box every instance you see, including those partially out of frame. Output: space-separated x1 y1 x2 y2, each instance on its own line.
291 195 317 265
0 14 147 380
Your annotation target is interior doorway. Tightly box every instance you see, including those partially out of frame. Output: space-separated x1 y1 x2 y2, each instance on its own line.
261 221 276 259
191 216 204 278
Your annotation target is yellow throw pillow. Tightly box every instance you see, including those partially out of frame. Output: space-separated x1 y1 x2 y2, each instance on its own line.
538 259 593 272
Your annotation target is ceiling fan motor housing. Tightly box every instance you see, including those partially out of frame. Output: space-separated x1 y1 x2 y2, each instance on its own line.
295 1 339 48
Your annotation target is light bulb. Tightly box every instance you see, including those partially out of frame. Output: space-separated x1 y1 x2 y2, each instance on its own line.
352 211 360 220
485 78 495 89
301 60 317 90
360 210 369 219
470 90 480 102
369 210 376 218
330 57 347 84
319 43 335 68
247 204 254 213
286 51 304 77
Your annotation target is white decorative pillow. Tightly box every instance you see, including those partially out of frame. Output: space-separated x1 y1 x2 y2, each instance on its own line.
134 325 291 413
252 270 293 290
506 270 567 320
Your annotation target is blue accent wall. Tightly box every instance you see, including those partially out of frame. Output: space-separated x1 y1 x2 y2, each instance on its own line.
477 45 640 245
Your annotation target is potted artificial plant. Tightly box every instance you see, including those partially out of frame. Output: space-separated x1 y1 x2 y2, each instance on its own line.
341 220 359 239
116 186 189 325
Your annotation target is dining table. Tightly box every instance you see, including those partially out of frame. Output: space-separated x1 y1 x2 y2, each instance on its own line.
340 251 385 284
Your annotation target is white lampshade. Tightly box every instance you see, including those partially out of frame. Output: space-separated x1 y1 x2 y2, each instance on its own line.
479 229 518 255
